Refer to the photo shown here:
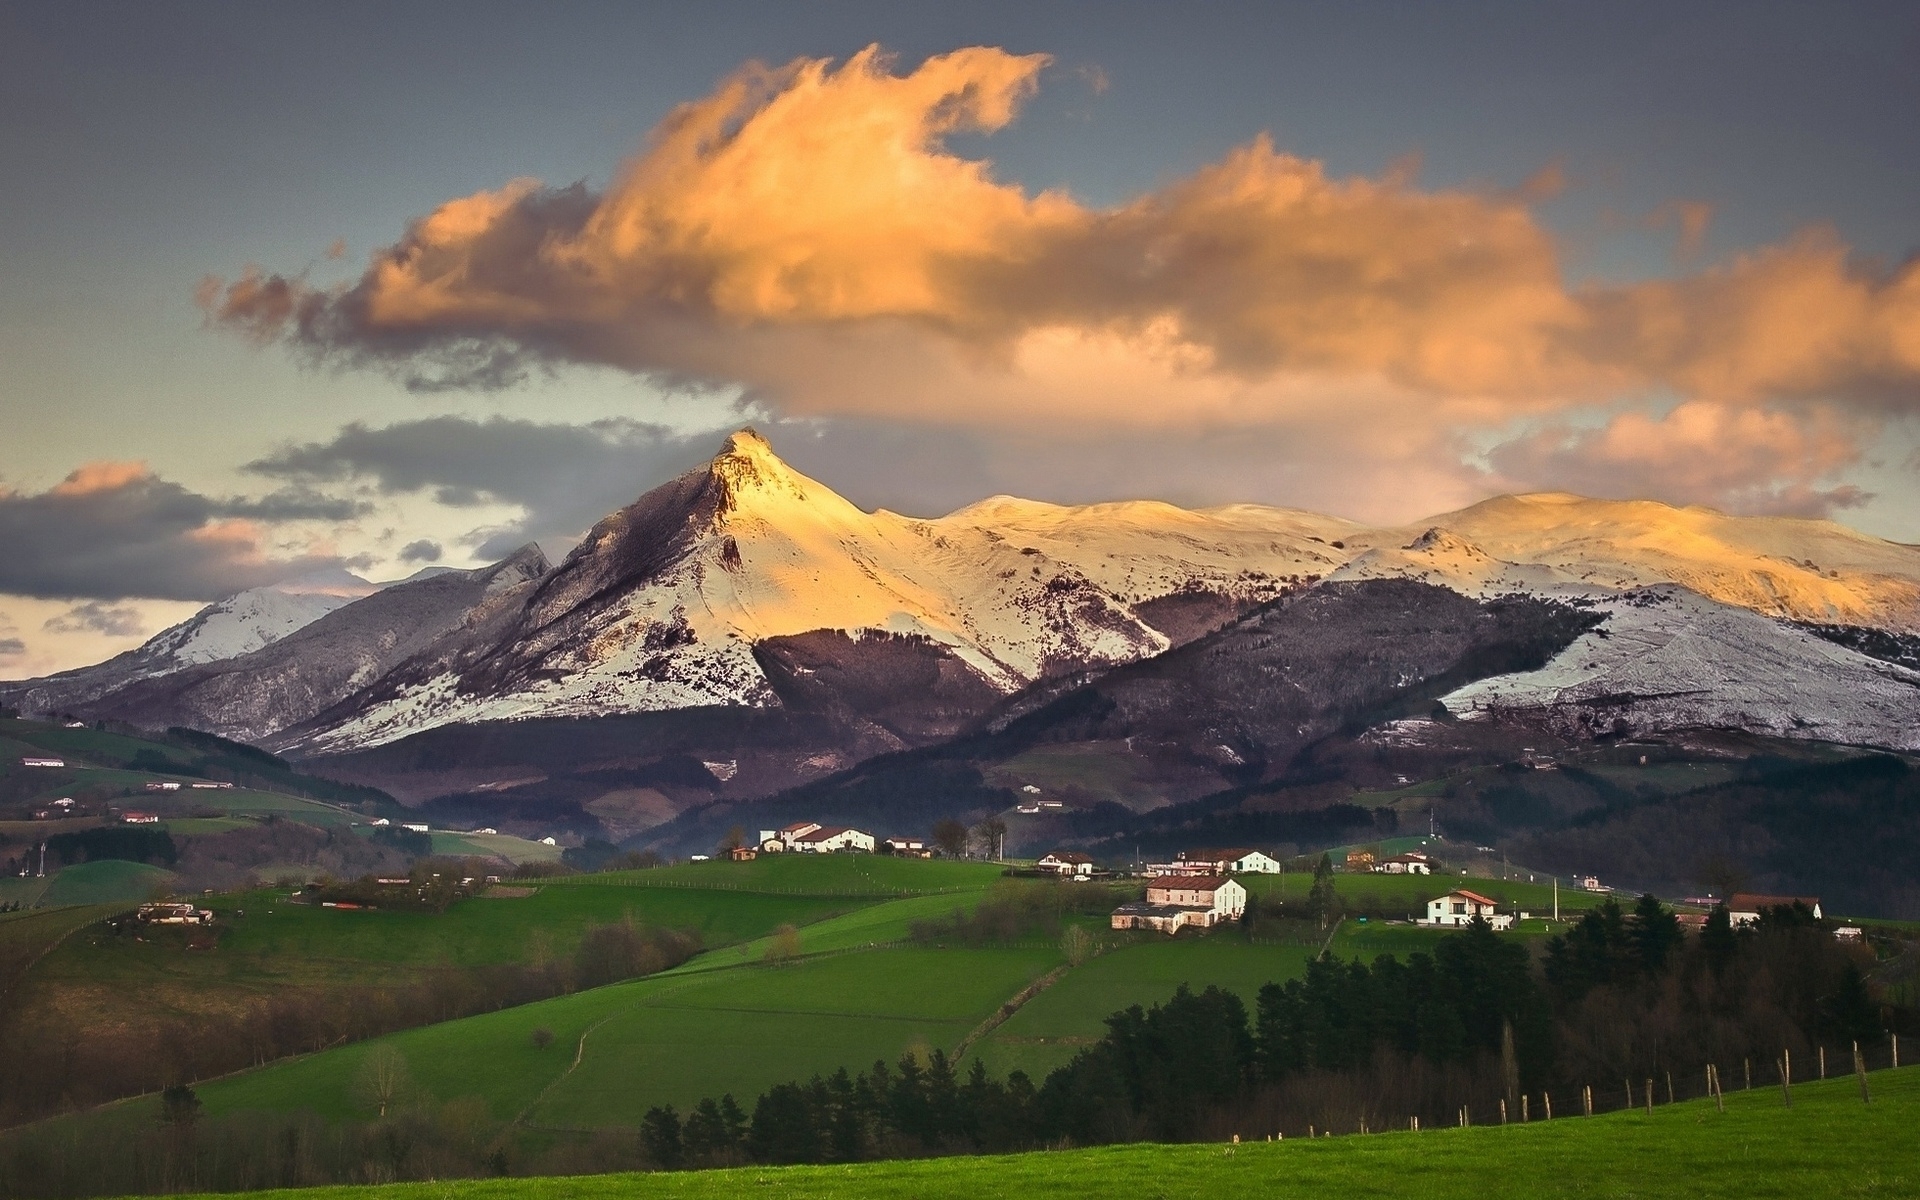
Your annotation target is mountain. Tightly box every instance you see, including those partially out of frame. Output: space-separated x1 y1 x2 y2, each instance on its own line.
5 548 549 742
7 428 1919 842
281 430 1353 753
0 570 378 712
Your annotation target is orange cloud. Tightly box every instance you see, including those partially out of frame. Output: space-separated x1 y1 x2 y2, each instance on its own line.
49 461 151 496
198 44 1920 515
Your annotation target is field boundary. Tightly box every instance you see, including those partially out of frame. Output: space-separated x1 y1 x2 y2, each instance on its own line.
953 962 1073 1062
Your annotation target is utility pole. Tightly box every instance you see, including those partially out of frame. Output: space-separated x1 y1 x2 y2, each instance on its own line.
1553 876 1559 923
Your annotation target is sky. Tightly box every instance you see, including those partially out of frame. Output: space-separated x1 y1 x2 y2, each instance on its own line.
2 1 1918 676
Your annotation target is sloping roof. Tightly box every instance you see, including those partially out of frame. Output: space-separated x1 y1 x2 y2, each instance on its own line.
1383 851 1432 862
792 825 855 843
1728 893 1820 911
781 821 820 834
1041 850 1093 864
1446 889 1500 907
1180 848 1256 862
1148 874 1230 892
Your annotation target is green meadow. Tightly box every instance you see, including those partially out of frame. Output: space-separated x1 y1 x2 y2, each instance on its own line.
177 1066 1920 1200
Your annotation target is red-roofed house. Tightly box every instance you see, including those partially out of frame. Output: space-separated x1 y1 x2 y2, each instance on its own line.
1728 893 1823 926
1421 889 1513 930
1037 850 1095 878
786 825 876 854
1111 875 1247 934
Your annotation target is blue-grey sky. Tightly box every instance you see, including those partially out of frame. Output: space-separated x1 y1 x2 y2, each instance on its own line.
2 1 1917 673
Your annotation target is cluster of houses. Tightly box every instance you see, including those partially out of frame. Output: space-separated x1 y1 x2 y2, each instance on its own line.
757 822 879 855
137 902 214 926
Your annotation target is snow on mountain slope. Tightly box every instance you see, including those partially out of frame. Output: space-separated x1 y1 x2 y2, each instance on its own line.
139 571 377 668
300 432 1353 750
1379 493 1920 631
298 431 1920 754
1441 586 1920 750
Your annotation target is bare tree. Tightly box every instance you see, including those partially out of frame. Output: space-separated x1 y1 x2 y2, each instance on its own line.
975 816 1008 861
352 1044 412 1119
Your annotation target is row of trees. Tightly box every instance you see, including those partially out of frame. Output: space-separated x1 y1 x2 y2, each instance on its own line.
649 901 1894 1167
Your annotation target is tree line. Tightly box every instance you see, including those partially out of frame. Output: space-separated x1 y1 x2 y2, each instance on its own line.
645 900 1894 1166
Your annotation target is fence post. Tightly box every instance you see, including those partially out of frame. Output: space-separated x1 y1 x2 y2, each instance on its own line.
1500 1098 1507 1124
1894 1033 1900 1070
1856 1042 1871 1104
1745 1058 1752 1090
1665 1071 1674 1105
1778 1057 1792 1109
1543 1092 1553 1120
1644 1078 1653 1116
1819 1046 1826 1080
1583 1084 1593 1117
1521 1094 1530 1123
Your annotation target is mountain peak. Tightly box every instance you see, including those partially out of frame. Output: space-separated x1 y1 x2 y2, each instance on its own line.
708 427 811 514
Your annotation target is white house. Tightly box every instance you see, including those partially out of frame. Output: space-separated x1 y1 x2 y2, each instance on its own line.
787 825 876 854
1112 875 1248 934
1037 850 1095 878
1421 889 1514 931
137 902 212 926
1176 848 1281 875
401 822 430 833
884 836 929 857
20 757 64 768
1727 893 1823 927
121 811 159 824
1377 851 1434 875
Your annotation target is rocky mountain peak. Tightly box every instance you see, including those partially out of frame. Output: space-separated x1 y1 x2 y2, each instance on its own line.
709 427 809 516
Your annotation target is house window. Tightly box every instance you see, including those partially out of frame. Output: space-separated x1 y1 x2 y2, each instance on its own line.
1452 902 1466 914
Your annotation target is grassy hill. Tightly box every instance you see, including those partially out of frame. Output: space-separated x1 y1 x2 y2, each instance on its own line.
168 1065 1920 1200
116 864 1524 1129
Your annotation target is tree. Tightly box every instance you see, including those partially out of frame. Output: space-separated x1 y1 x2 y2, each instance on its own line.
974 816 1008 861
932 819 969 859
1699 903 1738 974
748 1082 823 1164
1060 924 1094 967
717 825 746 855
352 1044 412 1119
530 1027 554 1050
1306 852 1340 929
1630 892 1682 975
159 1083 201 1127
764 923 802 964
641 1104 684 1168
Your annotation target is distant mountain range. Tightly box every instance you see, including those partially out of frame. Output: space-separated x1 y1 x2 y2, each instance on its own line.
5 429 1917 846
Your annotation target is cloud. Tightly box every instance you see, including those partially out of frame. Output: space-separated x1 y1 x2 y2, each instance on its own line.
0 461 360 601
398 538 442 563
200 44 1920 517
0 638 23 662
248 415 719 555
43 600 146 638
1486 400 1872 517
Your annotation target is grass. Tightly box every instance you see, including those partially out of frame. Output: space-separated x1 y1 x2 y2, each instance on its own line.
431 831 562 864
175 1066 1920 1200
970 935 1319 1080
557 855 1006 896
1240 869 1614 918
39 859 173 906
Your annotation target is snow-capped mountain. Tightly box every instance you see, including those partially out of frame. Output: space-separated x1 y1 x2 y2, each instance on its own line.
1 570 378 712
12 428 1920 765
288 430 1354 750
3 549 548 741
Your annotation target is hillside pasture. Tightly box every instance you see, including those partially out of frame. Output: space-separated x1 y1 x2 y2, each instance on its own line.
130 1060 1920 1200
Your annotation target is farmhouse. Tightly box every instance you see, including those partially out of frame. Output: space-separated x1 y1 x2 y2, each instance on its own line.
1727 893 1823 926
137 902 212 926
189 781 235 790
884 837 930 857
727 845 758 861
1377 851 1434 875
1420 889 1514 930
20 757 64 768
790 825 877 854
1177 848 1281 875
401 823 430 833
1345 848 1376 871
144 781 183 791
1111 875 1247 934
1036 850 1095 878
121 811 159 824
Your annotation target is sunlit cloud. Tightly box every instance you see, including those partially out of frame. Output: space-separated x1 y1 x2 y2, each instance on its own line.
200 45 1920 519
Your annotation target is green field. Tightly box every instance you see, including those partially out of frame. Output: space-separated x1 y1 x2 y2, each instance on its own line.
1241 867 1615 918
173 1066 1920 1200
